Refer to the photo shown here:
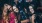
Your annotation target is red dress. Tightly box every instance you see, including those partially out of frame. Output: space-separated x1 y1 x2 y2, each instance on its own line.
0 19 4 23
9 12 16 23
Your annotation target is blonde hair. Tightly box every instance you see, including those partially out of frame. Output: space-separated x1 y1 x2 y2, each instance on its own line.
2 4 9 23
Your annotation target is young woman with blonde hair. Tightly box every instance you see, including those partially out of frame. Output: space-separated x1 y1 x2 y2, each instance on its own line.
2 4 11 23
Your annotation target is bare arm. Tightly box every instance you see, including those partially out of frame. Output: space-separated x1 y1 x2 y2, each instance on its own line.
31 14 35 23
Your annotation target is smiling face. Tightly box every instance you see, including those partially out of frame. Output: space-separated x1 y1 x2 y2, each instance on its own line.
3 4 12 16
13 6 19 13
29 6 34 14
3 4 8 15
4 4 13 11
4 4 11 9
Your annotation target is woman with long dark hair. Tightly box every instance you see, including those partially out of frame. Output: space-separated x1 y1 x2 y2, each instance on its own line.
8 5 18 23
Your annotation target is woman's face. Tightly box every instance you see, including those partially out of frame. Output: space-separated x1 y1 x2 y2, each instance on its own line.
4 4 11 9
29 6 34 14
4 4 13 11
13 6 19 12
3 4 9 15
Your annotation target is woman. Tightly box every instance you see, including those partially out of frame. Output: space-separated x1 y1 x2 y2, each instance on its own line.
2 4 11 23
8 5 17 23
